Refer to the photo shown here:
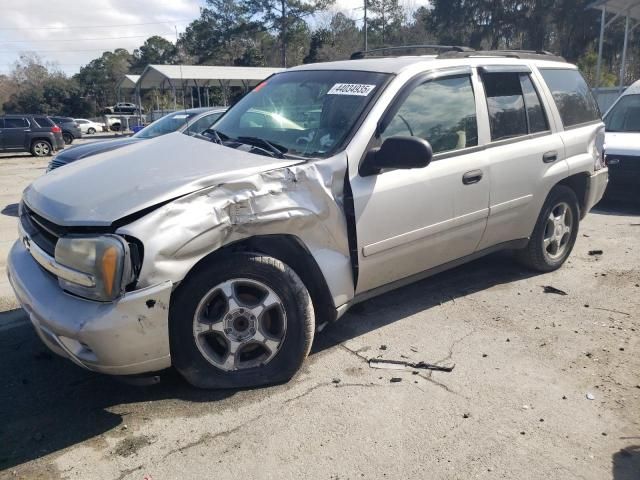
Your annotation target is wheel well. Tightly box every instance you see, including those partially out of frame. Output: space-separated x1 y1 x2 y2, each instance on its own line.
183 235 337 325
30 138 52 147
558 173 589 217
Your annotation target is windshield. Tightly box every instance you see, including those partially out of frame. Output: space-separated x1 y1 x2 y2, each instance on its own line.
604 94 640 132
134 111 203 139
213 70 390 158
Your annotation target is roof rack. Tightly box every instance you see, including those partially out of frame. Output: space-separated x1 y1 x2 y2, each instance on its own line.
437 49 566 62
350 44 474 60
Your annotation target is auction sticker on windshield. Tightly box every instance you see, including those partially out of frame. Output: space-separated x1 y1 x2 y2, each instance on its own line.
327 83 376 96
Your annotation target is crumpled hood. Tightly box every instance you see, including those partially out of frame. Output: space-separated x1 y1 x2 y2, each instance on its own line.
54 137 143 163
604 132 640 156
24 132 302 226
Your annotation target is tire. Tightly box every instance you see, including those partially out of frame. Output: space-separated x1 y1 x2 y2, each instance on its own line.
170 252 315 389
30 140 52 157
87 127 96 135
62 132 73 145
515 185 580 272
111 123 121 132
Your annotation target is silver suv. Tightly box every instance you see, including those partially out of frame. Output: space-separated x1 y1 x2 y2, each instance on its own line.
7 49 608 388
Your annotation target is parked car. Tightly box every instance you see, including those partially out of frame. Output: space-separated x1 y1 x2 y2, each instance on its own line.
8 49 608 389
50 116 82 145
104 102 144 114
74 118 103 135
603 79 640 201
48 107 226 171
0 114 64 157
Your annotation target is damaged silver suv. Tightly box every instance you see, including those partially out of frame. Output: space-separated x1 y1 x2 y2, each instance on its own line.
8 48 608 388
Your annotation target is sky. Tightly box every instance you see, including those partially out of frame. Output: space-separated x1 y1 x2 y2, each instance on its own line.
0 0 429 76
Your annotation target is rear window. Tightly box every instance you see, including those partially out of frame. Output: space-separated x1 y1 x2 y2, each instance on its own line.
33 116 54 127
604 94 640 132
539 69 600 127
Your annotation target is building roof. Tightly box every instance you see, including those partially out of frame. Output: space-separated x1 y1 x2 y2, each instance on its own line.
136 65 284 89
588 0 640 22
117 74 141 90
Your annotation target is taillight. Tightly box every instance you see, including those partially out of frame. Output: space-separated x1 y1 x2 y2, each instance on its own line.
51 125 61 133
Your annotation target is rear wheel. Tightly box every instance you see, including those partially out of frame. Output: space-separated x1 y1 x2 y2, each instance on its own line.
170 253 315 389
87 127 96 134
515 185 580 272
30 140 52 157
62 132 73 145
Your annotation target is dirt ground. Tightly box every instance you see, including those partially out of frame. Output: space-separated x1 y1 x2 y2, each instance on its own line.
0 145 638 479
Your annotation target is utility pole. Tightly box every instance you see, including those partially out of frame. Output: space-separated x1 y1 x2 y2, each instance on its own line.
281 0 287 68
364 0 368 51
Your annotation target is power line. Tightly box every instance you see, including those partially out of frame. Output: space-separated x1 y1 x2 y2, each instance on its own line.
0 34 171 43
0 20 190 31
0 49 143 53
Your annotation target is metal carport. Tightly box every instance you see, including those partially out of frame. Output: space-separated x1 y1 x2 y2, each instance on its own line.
589 0 640 95
115 74 140 102
136 65 283 109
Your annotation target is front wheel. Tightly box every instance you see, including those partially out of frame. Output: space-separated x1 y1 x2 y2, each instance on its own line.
170 253 315 389
515 185 580 272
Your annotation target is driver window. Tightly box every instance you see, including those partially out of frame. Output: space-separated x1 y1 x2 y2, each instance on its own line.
381 76 478 154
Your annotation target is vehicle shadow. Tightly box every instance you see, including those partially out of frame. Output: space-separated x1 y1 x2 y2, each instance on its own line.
612 444 640 480
593 197 640 217
1 203 19 217
313 251 538 353
0 252 537 471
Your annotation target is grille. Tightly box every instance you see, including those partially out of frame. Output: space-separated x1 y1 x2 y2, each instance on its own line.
20 205 67 257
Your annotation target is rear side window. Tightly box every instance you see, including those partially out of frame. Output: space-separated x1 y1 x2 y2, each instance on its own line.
4 117 28 128
539 69 600 127
380 75 478 154
482 72 528 140
33 116 53 127
520 75 549 133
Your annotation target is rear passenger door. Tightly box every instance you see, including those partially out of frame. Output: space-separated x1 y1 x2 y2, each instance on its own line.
351 70 491 294
476 67 567 250
2 117 29 150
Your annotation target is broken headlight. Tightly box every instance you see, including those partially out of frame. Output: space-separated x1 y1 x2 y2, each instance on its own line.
54 235 133 302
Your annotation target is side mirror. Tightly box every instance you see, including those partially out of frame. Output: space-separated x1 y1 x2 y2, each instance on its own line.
359 136 433 177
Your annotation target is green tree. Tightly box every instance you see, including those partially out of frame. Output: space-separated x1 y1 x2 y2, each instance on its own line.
74 49 133 109
243 0 334 67
368 0 405 46
132 36 177 72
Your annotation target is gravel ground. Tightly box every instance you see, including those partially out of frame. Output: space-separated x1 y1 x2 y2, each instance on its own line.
0 145 638 479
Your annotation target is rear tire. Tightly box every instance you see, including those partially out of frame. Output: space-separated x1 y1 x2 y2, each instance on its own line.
30 140 52 157
87 127 96 134
515 185 580 272
62 133 73 145
170 253 315 389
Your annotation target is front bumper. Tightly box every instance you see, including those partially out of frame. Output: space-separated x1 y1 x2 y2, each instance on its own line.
583 168 609 217
7 240 172 375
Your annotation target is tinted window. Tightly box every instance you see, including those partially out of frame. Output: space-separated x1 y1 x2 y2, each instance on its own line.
539 69 600 127
482 72 528 140
520 75 549 133
604 94 640 132
4 118 28 128
381 76 478 154
33 116 53 127
184 112 224 135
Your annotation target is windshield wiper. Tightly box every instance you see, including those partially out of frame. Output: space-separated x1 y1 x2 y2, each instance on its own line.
203 128 224 144
235 136 287 159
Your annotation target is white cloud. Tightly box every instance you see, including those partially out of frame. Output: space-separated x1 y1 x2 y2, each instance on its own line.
0 0 202 75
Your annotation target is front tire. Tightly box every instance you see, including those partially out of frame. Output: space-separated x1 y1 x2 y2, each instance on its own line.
170 253 315 389
516 185 580 272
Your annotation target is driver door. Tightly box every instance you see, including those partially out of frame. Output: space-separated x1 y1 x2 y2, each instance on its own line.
349 72 490 294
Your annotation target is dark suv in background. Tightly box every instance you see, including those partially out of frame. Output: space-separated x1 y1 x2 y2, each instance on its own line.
0 115 65 157
49 116 82 145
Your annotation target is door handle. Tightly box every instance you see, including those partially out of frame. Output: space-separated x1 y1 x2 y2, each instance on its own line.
543 151 558 163
462 169 483 185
